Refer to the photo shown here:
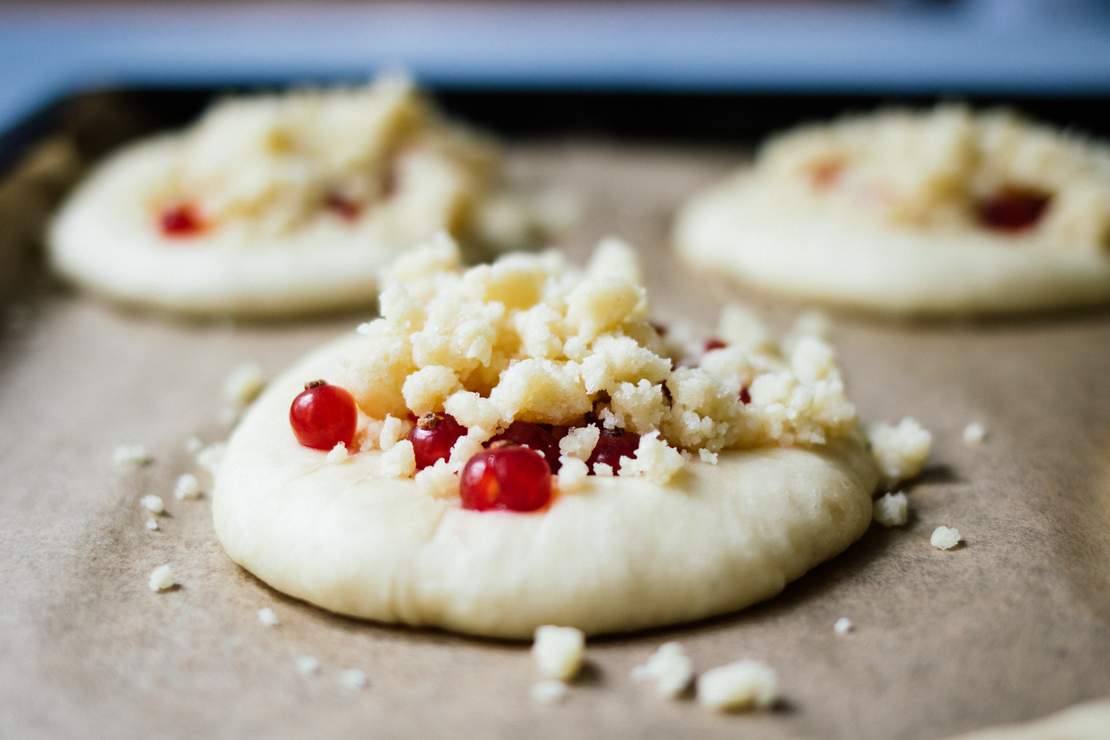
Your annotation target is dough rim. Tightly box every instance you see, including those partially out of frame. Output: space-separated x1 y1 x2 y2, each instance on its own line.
213 334 879 639
674 173 1110 317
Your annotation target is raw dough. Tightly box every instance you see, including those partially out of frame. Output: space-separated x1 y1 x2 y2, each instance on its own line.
213 239 883 638
675 107 1110 316
48 76 506 317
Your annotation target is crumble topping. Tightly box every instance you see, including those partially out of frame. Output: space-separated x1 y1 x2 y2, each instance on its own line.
761 105 1110 250
328 235 867 498
157 75 498 242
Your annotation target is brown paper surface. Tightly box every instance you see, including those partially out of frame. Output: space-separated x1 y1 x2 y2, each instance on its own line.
2 137 1109 740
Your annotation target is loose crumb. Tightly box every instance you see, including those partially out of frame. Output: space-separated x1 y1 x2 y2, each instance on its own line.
631 642 694 698
556 456 589 492
698 448 719 465
173 473 202 500
696 659 779 712
868 417 932 487
140 494 165 515
196 442 227 476
931 526 962 550
532 625 586 681
113 444 152 468
834 617 854 635
148 564 176 592
530 680 568 705
294 656 320 676
339 668 368 690
145 518 159 531
962 421 987 446
325 442 350 464
257 607 279 627
873 491 909 527
223 362 267 407
184 436 205 455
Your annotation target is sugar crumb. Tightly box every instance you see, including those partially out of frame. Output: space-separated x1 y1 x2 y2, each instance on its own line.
339 668 368 690
140 494 165 515
962 422 987 446
257 607 280 627
294 655 320 676
530 680 568 705
931 526 962 550
873 491 909 528
148 564 176 592
834 617 854 635
173 473 202 501
113 445 152 468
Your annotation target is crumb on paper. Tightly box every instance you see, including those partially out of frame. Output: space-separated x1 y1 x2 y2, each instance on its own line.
834 617 854 635
184 436 204 455
530 679 568 705
873 491 909 527
325 442 350 464
339 668 368 690
148 564 176 592
532 625 585 681
223 362 267 407
630 642 693 698
868 417 932 487
295 656 320 676
257 607 279 627
140 494 165 515
113 444 152 468
173 473 202 501
931 526 962 550
696 659 778 712
145 518 159 531
962 421 987 446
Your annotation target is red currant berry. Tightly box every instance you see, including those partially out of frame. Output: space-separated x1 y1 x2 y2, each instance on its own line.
586 426 640 474
976 186 1050 232
409 413 468 470
289 380 357 450
160 203 205 237
704 338 727 352
324 192 361 221
488 421 564 473
460 444 552 512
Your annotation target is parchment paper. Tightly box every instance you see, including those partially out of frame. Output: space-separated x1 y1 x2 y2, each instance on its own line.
2 136 1109 740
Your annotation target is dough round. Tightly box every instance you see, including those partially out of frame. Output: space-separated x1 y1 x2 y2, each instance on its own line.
48 80 499 318
213 334 878 639
675 108 1110 316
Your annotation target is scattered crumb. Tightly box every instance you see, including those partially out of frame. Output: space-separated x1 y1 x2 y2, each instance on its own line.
593 462 614 477
148 564 176 592
530 680 568 705
962 421 987 446
873 491 909 527
931 526 962 550
698 448 719 465
223 362 267 407
532 625 586 681
257 607 279 627
696 659 779 712
145 518 159 531
414 459 456 498
339 668 368 690
556 456 589 492
173 473 202 501
868 417 932 487
140 494 165 515
834 617 854 635
196 442 227 476
294 655 320 676
113 444 152 468
379 415 410 450
631 642 694 698
184 436 205 455
325 442 350 464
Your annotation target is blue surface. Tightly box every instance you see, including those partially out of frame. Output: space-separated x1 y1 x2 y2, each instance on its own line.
1 2 1109 135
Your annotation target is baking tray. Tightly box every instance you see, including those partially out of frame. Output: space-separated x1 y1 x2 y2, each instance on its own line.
2 84 1109 740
